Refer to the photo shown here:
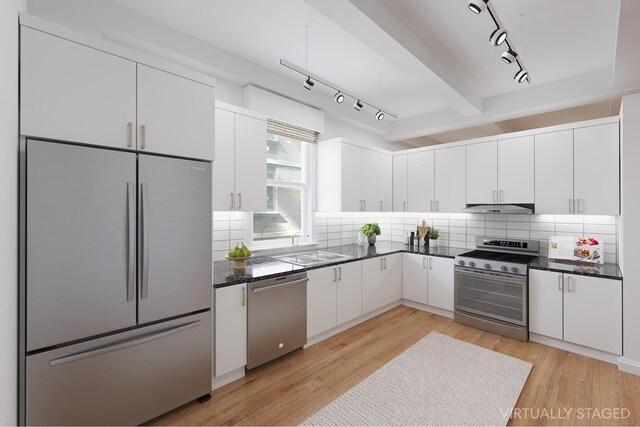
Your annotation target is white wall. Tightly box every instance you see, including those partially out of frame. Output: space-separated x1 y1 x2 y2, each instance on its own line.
620 93 640 374
0 1 25 424
321 116 410 151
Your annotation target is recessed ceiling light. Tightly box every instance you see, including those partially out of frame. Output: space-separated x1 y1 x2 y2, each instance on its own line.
468 0 488 14
303 76 314 90
489 28 507 46
501 50 518 64
375 110 384 121
334 91 345 103
354 100 363 111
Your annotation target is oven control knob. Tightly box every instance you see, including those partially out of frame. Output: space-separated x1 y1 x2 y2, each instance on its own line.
511 267 519 273
458 260 465 266
468 261 476 267
484 263 491 269
501 266 508 272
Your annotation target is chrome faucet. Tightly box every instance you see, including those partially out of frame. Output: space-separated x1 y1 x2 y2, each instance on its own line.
290 234 309 253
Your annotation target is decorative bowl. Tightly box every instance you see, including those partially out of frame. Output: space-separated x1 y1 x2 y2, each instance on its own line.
225 254 254 269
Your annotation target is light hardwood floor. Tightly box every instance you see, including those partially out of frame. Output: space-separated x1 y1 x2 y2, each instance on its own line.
148 305 640 426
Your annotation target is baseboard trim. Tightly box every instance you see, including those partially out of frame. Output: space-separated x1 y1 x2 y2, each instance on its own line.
401 300 454 319
212 367 245 390
529 333 620 364
305 300 402 348
618 357 640 376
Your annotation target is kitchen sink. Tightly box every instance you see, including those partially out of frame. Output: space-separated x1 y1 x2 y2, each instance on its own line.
271 250 352 267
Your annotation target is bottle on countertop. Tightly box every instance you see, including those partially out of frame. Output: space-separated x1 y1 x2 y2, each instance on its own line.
410 232 415 247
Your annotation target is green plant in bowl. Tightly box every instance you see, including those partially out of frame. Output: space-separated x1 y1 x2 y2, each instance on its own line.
361 223 381 236
428 228 440 240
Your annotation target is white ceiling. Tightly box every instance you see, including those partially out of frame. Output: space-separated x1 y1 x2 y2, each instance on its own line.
105 0 639 147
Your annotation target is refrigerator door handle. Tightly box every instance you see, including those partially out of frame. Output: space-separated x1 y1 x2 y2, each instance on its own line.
127 182 135 302
141 183 150 300
48 320 201 367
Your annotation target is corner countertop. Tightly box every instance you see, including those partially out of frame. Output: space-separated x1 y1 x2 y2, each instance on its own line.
213 242 467 288
528 257 622 281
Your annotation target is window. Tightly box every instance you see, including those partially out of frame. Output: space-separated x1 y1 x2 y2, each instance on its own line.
252 132 311 245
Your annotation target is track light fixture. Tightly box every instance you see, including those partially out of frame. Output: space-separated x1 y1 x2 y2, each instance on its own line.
468 0 488 14
280 59 397 120
469 0 531 84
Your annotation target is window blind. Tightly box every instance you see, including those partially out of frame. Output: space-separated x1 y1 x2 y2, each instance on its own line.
267 119 319 144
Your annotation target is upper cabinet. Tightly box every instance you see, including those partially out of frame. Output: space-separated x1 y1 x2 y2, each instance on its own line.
136 65 215 160
21 26 215 161
407 151 434 212
434 146 466 213
213 105 267 212
466 141 498 204
21 27 137 150
317 139 392 212
535 130 574 214
392 154 408 212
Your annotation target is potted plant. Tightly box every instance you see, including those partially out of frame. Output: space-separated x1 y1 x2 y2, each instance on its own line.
428 228 440 248
361 223 381 245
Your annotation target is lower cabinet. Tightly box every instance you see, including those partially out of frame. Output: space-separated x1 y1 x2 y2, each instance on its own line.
336 262 363 325
215 284 247 377
307 266 338 339
402 253 454 311
361 254 402 314
529 269 622 354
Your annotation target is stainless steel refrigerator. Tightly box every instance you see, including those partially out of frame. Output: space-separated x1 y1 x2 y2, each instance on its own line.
19 140 213 425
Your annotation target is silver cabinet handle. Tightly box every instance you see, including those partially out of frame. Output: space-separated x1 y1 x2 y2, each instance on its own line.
569 199 573 214
380 201 383 211
127 122 133 148
333 267 337 282
253 278 309 293
577 198 582 213
428 257 433 269
140 183 150 300
493 190 497 202
127 182 135 302
423 257 426 268
241 286 246 305
363 200 367 211
558 275 562 291
566 276 572 292
430 201 433 212
230 192 235 210
49 321 200 366
499 190 504 202
403 201 406 211
338 266 342 281
436 201 439 212
140 124 146 150
383 257 387 269
380 258 383 270
237 193 242 210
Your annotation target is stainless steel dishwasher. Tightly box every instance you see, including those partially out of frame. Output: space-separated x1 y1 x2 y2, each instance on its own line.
247 272 308 369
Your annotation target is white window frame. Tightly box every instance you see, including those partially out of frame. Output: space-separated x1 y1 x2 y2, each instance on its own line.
245 138 314 250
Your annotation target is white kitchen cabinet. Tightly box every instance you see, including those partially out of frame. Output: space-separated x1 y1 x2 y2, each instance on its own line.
497 136 534 204
317 139 392 212
382 254 402 306
407 151 435 212
213 104 267 211
466 141 498 204
393 154 408 212
529 269 564 340
336 261 362 325
535 130 574 214
361 258 384 314
215 284 247 377
21 26 137 150
574 123 620 215
136 64 215 160
564 274 622 354
434 146 466 213
402 253 428 304
426 256 454 311
529 269 622 354
380 154 393 212
307 266 337 339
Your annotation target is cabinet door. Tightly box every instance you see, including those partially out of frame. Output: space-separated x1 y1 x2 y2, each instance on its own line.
336 262 363 325
215 284 247 376
382 254 402 305
497 136 534 204
466 141 497 204
361 149 380 212
564 274 622 354
402 253 428 304
435 146 466 213
535 130 574 214
234 113 267 212
340 144 363 212
361 258 384 314
21 27 136 149
407 151 435 212
379 154 393 212
307 267 337 339
213 108 237 211
393 154 408 212
427 256 454 311
137 64 215 160
528 269 563 340
574 123 620 215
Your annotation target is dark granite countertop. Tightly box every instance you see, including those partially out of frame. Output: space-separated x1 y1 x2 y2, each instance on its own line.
213 242 468 288
528 257 622 281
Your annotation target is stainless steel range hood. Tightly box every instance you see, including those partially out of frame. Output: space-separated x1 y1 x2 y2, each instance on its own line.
463 204 534 214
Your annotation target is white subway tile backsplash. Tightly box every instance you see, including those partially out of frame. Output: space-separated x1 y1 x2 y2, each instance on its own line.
507 221 529 231
530 222 555 232
584 224 617 234
229 220 244 230
213 230 229 241
555 223 584 233
486 221 507 230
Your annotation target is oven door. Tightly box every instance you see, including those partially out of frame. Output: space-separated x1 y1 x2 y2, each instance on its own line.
454 267 527 326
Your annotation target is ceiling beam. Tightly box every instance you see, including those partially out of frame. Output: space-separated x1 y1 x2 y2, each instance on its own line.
304 0 483 117
612 0 640 87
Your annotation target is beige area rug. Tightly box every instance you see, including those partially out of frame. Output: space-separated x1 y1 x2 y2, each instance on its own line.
301 332 532 426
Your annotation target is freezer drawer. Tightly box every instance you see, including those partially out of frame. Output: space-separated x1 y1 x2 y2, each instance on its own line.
26 311 211 426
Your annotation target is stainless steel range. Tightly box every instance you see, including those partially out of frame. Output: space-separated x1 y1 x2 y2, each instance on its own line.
454 237 540 341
